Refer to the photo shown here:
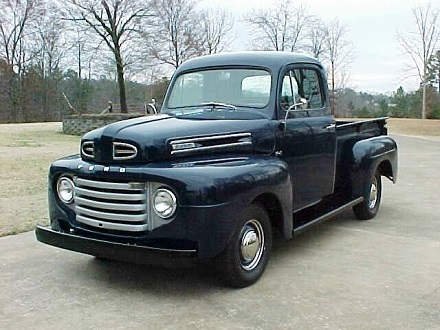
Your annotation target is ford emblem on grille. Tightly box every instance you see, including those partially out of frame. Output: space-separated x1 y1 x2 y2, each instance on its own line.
113 142 138 160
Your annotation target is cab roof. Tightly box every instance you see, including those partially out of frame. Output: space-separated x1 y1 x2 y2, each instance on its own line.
176 51 323 74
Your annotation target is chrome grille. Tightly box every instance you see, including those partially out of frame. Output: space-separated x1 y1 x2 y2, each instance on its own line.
81 141 94 158
113 142 138 160
74 177 150 232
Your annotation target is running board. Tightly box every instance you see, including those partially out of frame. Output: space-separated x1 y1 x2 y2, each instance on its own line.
293 197 364 235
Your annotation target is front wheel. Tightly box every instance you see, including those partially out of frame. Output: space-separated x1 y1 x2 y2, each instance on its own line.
217 204 272 288
353 169 382 220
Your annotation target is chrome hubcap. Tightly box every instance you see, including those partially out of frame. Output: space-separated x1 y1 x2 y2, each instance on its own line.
368 176 378 209
240 220 264 271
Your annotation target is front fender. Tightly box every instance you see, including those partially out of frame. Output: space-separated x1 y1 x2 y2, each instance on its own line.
171 155 293 240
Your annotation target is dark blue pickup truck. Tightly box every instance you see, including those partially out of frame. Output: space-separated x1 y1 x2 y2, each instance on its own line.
36 52 398 287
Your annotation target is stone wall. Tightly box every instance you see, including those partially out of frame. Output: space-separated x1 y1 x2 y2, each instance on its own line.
62 113 146 135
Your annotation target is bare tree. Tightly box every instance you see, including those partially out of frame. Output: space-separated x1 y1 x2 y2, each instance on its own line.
0 0 40 122
65 0 152 113
148 0 204 69
200 8 234 55
29 2 69 120
323 18 354 116
307 19 327 60
397 3 440 119
243 1 315 52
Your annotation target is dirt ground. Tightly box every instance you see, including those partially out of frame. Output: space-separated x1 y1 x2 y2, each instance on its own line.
0 118 438 236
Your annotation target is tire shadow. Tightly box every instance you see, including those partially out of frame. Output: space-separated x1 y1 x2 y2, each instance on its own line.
68 209 359 294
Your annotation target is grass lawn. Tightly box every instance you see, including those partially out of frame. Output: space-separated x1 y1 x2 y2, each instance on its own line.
387 118 440 137
0 118 438 236
0 123 79 236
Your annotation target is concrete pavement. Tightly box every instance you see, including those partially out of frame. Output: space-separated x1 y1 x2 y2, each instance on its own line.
1 134 439 330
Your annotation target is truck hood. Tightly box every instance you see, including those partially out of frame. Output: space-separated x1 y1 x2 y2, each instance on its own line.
80 114 276 164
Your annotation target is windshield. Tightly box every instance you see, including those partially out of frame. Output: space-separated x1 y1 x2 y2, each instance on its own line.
165 68 272 116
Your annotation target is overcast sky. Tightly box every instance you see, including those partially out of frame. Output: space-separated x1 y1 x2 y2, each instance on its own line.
199 0 429 94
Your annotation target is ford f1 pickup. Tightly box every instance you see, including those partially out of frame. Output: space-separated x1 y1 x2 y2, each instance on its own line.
36 52 398 287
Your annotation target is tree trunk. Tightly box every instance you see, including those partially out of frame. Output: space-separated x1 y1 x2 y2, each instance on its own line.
116 65 128 113
115 49 128 113
331 61 336 116
8 74 23 123
422 64 427 119
422 82 426 119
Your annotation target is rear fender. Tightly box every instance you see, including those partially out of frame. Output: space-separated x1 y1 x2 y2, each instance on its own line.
350 136 398 198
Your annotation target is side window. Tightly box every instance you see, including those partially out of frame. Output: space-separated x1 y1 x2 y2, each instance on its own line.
280 68 324 110
280 71 299 110
292 68 323 109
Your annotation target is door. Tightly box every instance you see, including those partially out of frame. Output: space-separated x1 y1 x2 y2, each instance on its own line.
278 65 337 212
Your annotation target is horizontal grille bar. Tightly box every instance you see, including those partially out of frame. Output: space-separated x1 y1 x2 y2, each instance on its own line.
75 196 147 212
77 215 149 232
75 187 146 201
75 178 142 191
74 177 150 232
76 206 148 222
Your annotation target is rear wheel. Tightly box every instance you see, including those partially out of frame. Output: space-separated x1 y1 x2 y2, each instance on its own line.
217 204 272 288
353 169 382 220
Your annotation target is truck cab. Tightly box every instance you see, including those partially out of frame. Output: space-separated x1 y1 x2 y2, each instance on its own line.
36 52 398 287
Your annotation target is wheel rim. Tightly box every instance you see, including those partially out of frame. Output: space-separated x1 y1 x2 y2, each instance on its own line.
368 176 378 209
239 219 265 271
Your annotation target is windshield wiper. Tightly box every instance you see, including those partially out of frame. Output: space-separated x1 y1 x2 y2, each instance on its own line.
198 102 236 111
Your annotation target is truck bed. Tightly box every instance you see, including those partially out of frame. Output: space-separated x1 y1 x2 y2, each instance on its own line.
336 117 388 137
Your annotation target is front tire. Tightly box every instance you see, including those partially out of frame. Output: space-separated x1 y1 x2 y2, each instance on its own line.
353 169 382 220
217 203 272 288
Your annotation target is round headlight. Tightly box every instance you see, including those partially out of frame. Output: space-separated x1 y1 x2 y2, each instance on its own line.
57 177 75 204
152 188 177 219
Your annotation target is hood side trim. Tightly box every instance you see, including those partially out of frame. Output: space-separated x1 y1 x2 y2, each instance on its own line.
171 141 252 155
170 132 251 145
170 132 252 155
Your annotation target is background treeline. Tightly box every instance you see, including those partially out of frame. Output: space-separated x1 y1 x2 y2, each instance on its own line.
0 0 439 123
0 62 170 122
338 86 440 119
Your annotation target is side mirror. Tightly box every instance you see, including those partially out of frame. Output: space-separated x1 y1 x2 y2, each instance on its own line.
146 98 157 115
287 98 308 111
284 98 308 122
